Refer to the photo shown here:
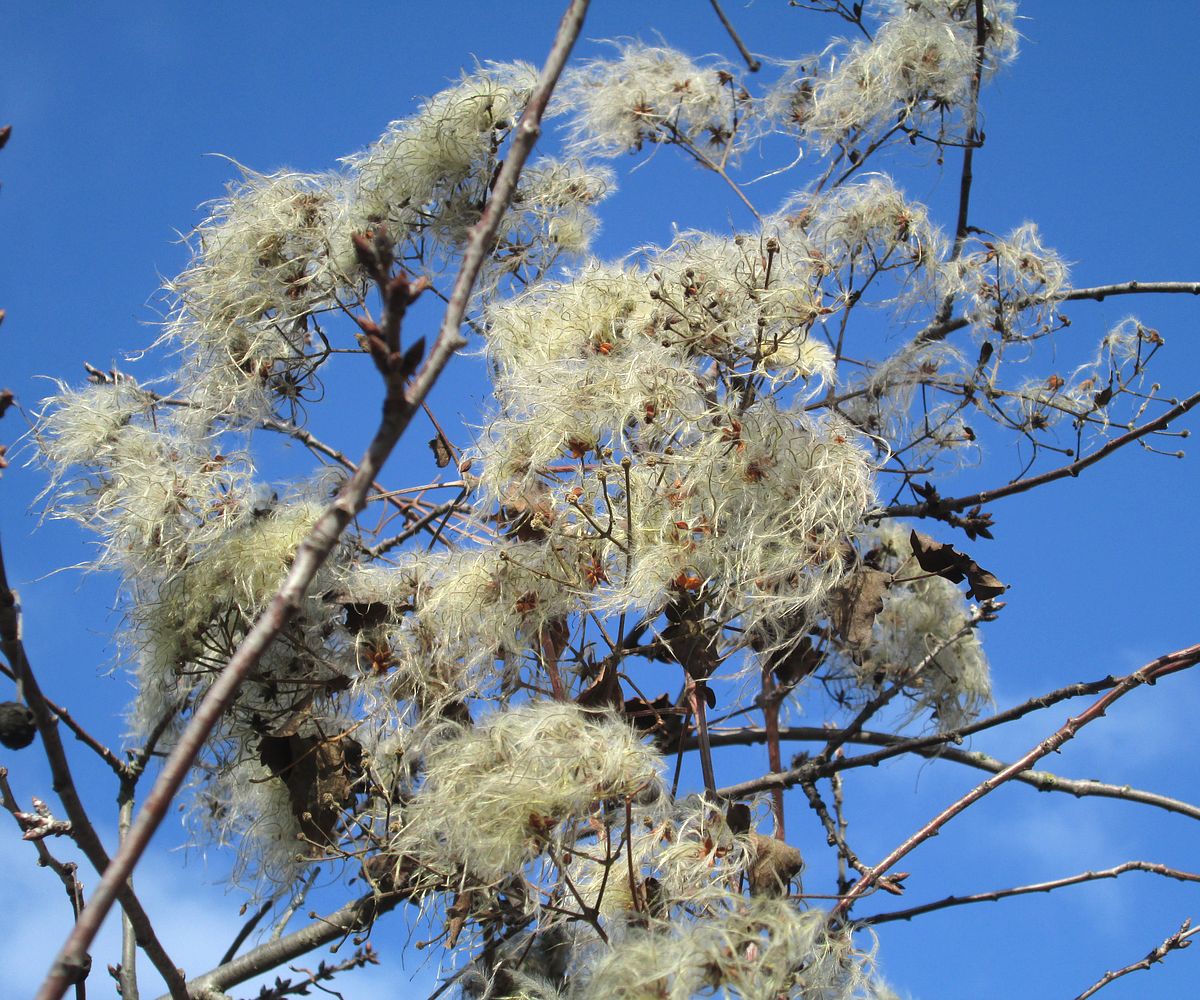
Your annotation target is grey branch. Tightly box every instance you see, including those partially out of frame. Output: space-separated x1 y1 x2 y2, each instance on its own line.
709 726 1200 824
863 861 1200 925
1074 917 1198 1000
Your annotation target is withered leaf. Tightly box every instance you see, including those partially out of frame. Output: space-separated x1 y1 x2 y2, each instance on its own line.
259 732 364 849
339 600 392 633
909 530 1007 601
830 568 891 651
767 634 825 688
661 598 720 680
725 802 752 836
428 434 453 468
623 693 684 753
577 659 624 712
748 833 804 896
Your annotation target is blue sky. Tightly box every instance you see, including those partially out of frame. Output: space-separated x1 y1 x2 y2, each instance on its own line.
2 2 1199 997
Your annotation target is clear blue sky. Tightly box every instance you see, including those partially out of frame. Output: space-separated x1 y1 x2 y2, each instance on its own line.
2 3 1199 997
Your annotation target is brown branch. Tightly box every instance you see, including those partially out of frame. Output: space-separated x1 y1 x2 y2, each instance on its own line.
1063 280 1200 303
862 861 1200 926
258 415 430 525
36 4 591 996
0 544 188 998
709 725 1200 825
884 389 1200 519
0 767 87 1000
829 642 1200 920
799 778 868 890
364 497 466 559
117 796 139 1000
708 0 760 71
1074 917 1198 1000
0 659 127 780
932 0 986 325
915 279 1200 346
172 890 406 999
759 664 785 837
711 667 1133 792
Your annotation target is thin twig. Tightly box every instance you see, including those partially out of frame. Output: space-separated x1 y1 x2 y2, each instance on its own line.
172 890 407 999
219 900 273 967
1074 918 1198 1000
708 725 1200 824
0 767 86 1000
914 279 1200 346
829 642 1200 921
364 498 465 559
933 0 986 325
800 779 868 885
884 389 1200 520
708 0 760 71
863 862 1200 925
1062 280 1200 303
0 659 127 779
0 544 188 998
117 795 139 1000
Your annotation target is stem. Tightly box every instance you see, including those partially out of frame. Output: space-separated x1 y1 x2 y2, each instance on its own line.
933 0 986 325
1074 918 1198 1000
708 0 760 71
118 794 139 1000
173 891 406 999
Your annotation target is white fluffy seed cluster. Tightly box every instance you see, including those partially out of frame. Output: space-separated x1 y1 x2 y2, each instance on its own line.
35 380 257 573
468 228 874 659
858 521 991 730
560 43 744 157
27 2 1042 958
578 898 885 1000
773 0 1018 153
160 62 610 423
950 223 1069 342
129 499 330 737
397 702 664 882
31 59 624 891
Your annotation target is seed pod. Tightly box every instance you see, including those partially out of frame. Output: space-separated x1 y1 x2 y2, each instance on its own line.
0 702 37 750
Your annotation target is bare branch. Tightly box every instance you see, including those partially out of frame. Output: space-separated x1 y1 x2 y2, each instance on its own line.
932 0 987 325
1063 280 1200 303
0 543 188 998
1074 918 1198 1000
884 389 1200 520
708 0 761 71
710 726 1200 824
171 890 405 999
915 279 1200 346
863 861 1200 926
0 768 85 922
830 642 1200 920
